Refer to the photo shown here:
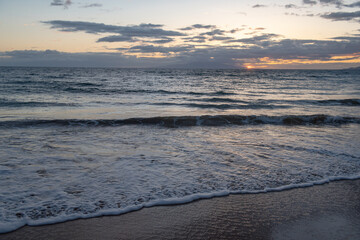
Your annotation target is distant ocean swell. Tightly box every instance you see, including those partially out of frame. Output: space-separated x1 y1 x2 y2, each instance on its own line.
189 98 360 106
150 102 291 109
1 114 359 128
0 100 77 107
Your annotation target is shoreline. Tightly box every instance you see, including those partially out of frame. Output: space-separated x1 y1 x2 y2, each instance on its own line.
1 176 359 234
1 179 360 240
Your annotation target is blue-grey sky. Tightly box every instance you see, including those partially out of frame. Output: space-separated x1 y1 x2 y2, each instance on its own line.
0 0 359 68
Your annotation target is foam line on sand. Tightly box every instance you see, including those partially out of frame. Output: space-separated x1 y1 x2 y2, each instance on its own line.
1 179 360 240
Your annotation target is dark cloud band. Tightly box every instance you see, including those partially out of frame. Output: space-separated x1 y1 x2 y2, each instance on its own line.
321 10 360 21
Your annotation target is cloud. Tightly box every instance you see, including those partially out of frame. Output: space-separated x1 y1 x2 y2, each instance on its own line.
251 38 360 59
168 36 360 68
2 49 61 58
179 24 216 31
179 27 193 31
50 0 72 9
82 3 102 8
6 19 360 69
151 38 174 44
41 20 360 58
1 33 360 68
209 36 234 41
200 29 226 36
302 0 344 7
285 12 301 16
226 33 281 45
43 21 185 43
302 0 345 7
293 1 360 21
319 0 342 3
285 4 299 8
51 0 65 6
192 24 215 29
344 1 360 8
252 4 267 8
229 28 245 33
99 36 174 44
319 0 344 7
303 0 317 5
127 45 193 54
321 10 360 21
183 36 207 43
0 50 163 68
302 0 360 8
97 35 136 42
332 35 360 40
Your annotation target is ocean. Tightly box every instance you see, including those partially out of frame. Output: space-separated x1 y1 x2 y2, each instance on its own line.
0 67 359 233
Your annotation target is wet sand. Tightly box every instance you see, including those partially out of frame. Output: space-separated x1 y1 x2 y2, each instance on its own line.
1 179 360 240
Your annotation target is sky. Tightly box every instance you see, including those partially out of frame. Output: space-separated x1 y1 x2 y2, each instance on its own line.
0 0 360 69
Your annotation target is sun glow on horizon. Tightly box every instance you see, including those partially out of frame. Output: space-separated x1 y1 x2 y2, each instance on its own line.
246 65 254 69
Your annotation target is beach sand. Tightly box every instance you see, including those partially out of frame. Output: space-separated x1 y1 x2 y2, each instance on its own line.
1 179 360 240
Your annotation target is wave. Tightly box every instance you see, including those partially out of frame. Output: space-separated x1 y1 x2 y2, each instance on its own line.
273 99 360 106
73 82 104 87
314 99 360 106
2 98 357 110
189 97 248 103
61 87 236 96
46 74 74 79
193 98 360 106
151 102 288 110
1 175 359 234
0 100 77 108
121 89 237 96
1 114 359 128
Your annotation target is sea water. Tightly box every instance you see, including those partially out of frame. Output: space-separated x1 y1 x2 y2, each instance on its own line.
0 67 359 233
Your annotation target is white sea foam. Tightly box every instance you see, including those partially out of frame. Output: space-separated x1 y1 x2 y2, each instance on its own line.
1 175 360 234
1 123 360 234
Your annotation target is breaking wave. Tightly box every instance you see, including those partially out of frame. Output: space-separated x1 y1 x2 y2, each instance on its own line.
1 114 359 128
